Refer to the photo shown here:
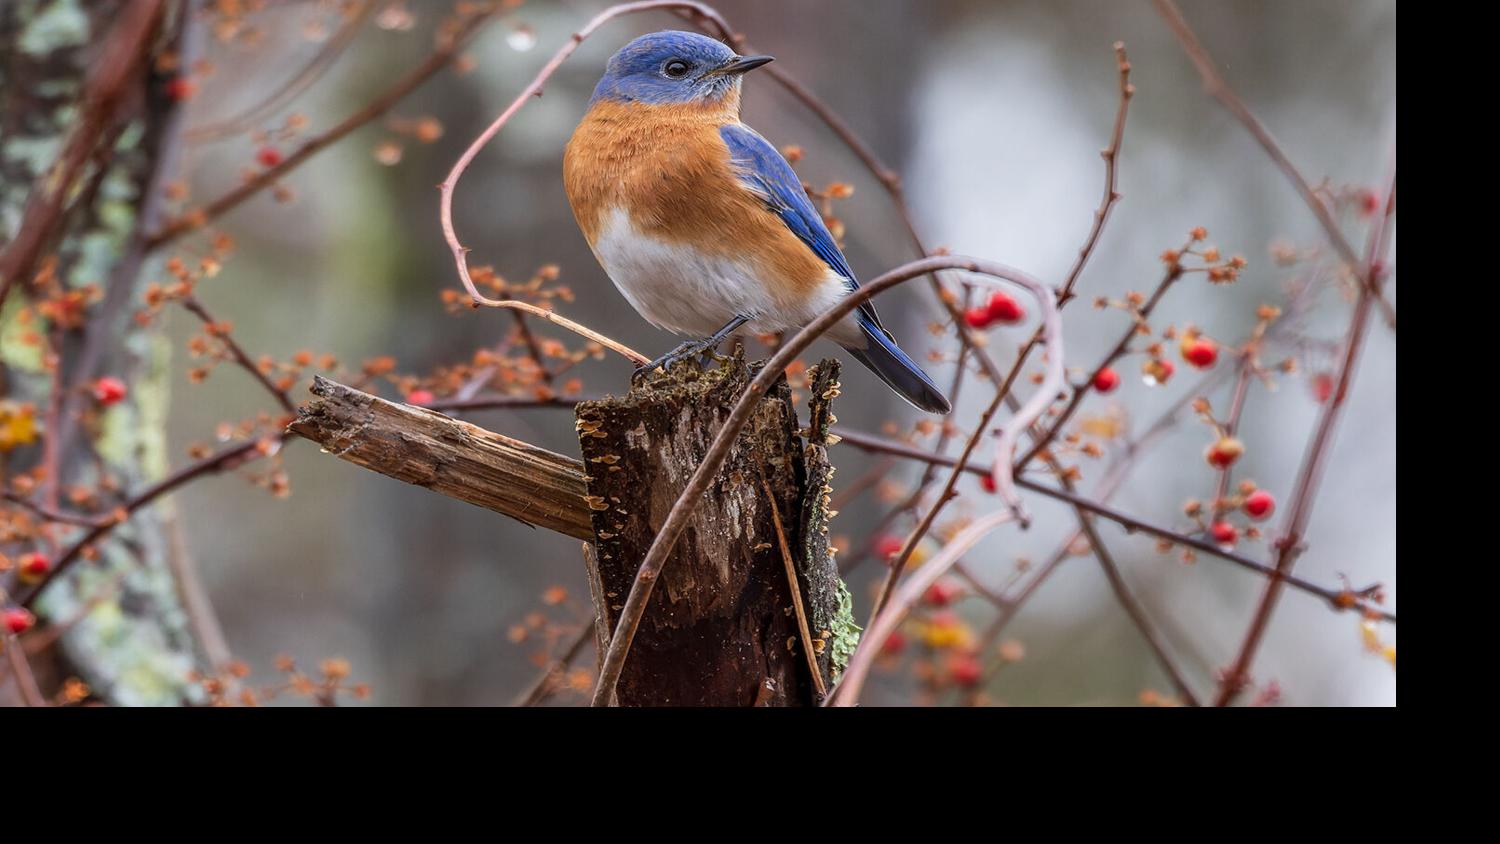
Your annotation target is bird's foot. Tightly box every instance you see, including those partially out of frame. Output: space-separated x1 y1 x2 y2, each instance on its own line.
631 337 717 387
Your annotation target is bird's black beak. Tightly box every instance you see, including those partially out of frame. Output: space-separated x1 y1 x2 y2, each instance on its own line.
709 54 774 77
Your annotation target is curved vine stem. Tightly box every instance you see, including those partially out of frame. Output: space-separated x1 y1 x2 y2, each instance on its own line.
438 1 735 365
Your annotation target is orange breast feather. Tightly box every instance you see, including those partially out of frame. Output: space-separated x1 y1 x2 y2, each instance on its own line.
563 99 829 310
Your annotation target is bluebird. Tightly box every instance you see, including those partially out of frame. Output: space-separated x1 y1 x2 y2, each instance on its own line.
563 31 951 414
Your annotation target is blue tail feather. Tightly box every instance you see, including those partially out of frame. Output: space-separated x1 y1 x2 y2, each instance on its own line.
843 315 951 414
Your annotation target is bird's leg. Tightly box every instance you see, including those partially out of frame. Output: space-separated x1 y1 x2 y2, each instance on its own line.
633 314 750 385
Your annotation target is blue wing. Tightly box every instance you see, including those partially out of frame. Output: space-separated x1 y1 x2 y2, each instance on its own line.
719 123 884 331
719 123 951 414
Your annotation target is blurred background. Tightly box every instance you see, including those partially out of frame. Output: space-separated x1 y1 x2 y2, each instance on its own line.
147 0 1393 705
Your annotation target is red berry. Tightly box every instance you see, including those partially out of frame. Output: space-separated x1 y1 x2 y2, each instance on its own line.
979 473 998 494
1358 189 1381 216
880 630 907 656
923 579 962 607
1210 521 1238 546
1182 337 1218 369
1243 490 1275 520
92 376 128 406
256 146 283 168
1311 372 1334 404
164 77 196 101
405 389 435 406
4 608 34 635
874 533 905 559
1092 367 1120 393
987 292 1025 324
1205 436 1244 469
19 552 50 582
1142 358 1175 386
964 306 992 329
948 653 983 688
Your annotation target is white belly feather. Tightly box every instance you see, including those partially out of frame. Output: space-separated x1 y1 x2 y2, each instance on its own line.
590 207 864 347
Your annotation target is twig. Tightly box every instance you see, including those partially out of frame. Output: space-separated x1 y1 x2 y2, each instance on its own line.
868 385 1008 627
1151 0 1396 329
762 478 829 697
1 493 110 529
1212 172 1397 705
0 0 166 309
184 1 374 143
145 1 500 248
3 639 47 707
180 295 296 415
509 310 556 385
19 438 270 609
833 511 1014 706
1210 355 1256 509
759 475 827 699
514 625 593 707
1016 257 1183 469
830 426 1394 624
1054 40 1134 307
1080 518 1201 705
465 300 646 366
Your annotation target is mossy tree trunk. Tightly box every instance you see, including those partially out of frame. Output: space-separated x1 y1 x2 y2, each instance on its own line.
1 0 216 706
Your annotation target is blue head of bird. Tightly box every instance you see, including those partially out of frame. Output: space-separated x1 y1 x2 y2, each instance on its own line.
589 31 773 107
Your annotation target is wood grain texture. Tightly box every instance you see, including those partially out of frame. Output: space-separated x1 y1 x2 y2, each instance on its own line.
288 376 594 541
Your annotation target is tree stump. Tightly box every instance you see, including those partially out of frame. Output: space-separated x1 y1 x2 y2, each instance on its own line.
575 352 855 706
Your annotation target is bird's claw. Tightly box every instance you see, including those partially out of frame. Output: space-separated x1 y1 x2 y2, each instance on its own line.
632 339 712 387
630 364 659 387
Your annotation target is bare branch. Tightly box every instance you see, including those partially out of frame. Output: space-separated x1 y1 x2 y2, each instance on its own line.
183 1 374 143
1213 172 1397 705
146 2 500 248
1152 0 1396 329
834 511 1014 706
19 439 268 609
831 426 1394 625
0 0 167 309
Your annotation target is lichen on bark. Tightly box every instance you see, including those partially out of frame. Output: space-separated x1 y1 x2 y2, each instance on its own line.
3 0 205 705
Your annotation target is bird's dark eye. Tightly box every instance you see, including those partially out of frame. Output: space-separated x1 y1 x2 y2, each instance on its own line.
663 59 691 78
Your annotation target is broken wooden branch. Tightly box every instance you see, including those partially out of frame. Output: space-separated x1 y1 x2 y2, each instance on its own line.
288 375 594 541
287 357 854 707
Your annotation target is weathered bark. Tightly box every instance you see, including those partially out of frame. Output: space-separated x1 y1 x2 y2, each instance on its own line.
288 356 859 707
2 0 208 706
289 375 593 541
575 354 850 707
